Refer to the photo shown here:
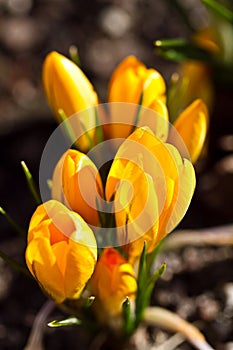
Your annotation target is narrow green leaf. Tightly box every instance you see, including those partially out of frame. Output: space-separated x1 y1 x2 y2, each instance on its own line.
21 161 41 205
167 73 190 123
48 316 81 328
155 39 215 63
135 242 148 326
155 38 190 48
146 239 164 274
130 92 143 134
0 206 26 237
142 264 166 313
95 109 104 144
58 109 76 146
83 296 95 309
147 262 166 289
137 241 147 291
201 0 233 24
135 244 166 328
95 197 105 227
122 297 134 335
79 119 94 150
0 249 32 278
69 45 81 66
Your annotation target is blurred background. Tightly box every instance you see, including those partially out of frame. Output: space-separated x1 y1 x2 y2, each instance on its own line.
0 0 232 349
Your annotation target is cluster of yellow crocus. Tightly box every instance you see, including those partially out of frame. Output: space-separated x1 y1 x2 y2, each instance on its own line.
42 51 208 162
26 51 207 327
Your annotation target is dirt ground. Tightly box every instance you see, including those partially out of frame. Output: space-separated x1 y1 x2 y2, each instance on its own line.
0 1 232 349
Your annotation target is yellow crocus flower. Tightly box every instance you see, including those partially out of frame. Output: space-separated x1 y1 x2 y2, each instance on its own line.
42 51 98 151
91 247 137 324
103 56 167 141
108 56 166 105
25 200 97 304
106 127 196 259
43 51 98 119
52 149 104 227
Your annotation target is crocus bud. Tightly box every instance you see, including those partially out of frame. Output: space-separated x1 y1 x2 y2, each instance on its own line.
170 99 209 163
103 56 167 141
52 149 104 227
91 248 137 325
108 56 166 106
25 200 97 304
42 51 98 151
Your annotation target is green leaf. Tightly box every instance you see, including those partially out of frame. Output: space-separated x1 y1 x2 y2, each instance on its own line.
130 92 143 135
0 206 26 237
21 161 41 205
79 119 94 150
69 45 81 67
135 242 148 326
201 0 233 24
95 108 104 144
134 244 166 329
83 296 95 309
48 316 82 328
0 249 32 278
58 109 76 147
146 239 164 274
137 241 147 291
147 263 166 290
122 297 134 335
155 38 215 63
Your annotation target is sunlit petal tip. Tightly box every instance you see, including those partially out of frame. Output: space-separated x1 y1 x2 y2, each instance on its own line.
172 99 209 163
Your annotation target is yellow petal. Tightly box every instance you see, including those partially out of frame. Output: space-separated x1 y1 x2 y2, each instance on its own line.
166 156 196 234
142 69 167 105
108 56 166 105
42 51 98 151
114 165 160 258
52 149 104 226
91 248 137 320
43 51 98 119
64 239 96 299
157 144 196 241
170 99 209 163
26 236 65 303
138 99 169 141
193 27 220 54
106 127 196 256
106 127 178 219
26 200 97 303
